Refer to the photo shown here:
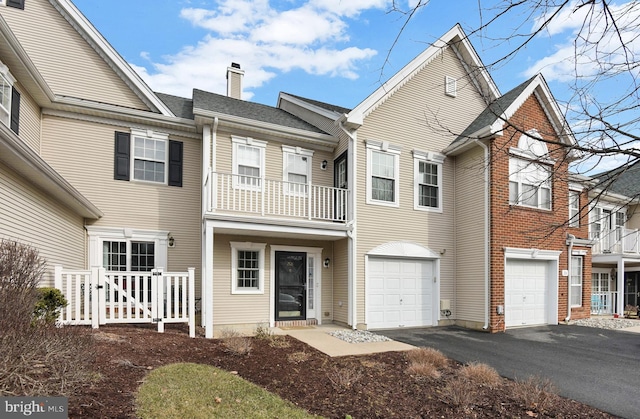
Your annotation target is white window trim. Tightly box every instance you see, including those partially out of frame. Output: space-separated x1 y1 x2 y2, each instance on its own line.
86 226 169 271
130 128 170 184
282 145 313 196
366 140 401 207
413 150 444 212
0 61 15 128
569 190 580 227
231 242 266 295
571 256 583 307
232 136 267 190
509 156 552 210
445 76 457 97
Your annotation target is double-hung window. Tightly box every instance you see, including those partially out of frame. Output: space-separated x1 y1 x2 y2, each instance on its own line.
231 242 265 294
570 256 583 307
232 137 266 189
366 140 400 206
413 150 444 212
569 190 580 227
283 145 313 195
114 130 183 186
509 157 552 209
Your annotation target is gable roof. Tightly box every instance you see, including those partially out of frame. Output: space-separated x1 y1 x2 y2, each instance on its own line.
343 24 500 128
281 92 352 115
193 89 327 134
593 160 640 199
445 73 576 155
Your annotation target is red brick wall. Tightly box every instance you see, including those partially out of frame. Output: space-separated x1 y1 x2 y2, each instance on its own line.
487 94 591 332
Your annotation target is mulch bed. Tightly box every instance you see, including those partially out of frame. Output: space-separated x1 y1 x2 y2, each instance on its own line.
69 324 618 418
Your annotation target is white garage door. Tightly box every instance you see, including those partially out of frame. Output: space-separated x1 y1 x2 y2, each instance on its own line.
367 258 435 329
505 259 548 327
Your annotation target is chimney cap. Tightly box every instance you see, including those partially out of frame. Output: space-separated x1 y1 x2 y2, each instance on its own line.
231 62 241 69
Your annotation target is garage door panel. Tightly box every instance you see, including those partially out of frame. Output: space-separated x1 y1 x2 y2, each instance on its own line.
505 259 548 327
367 258 436 329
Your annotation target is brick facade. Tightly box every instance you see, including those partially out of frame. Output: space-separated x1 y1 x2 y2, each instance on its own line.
487 95 591 332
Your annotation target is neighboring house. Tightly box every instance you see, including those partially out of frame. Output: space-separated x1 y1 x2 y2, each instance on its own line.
279 25 593 332
0 1 603 336
587 162 640 315
0 1 200 293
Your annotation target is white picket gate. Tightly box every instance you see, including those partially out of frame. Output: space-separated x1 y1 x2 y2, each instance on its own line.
54 266 196 338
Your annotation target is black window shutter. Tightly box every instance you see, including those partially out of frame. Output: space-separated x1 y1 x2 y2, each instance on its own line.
114 132 130 181
10 88 19 135
6 0 25 10
168 140 183 187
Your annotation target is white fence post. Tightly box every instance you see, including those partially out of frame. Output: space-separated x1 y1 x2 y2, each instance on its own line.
154 268 165 333
54 265 63 323
188 267 195 338
97 267 106 326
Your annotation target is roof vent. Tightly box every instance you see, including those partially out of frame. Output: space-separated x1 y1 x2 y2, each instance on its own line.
226 63 244 100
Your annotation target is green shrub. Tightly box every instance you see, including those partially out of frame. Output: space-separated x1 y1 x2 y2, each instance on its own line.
33 287 68 324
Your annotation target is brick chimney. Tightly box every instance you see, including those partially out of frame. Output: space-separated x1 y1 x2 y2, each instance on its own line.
226 62 244 100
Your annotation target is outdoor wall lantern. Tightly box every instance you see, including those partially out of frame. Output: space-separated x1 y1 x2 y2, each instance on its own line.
168 236 175 248
321 160 328 170
324 258 330 268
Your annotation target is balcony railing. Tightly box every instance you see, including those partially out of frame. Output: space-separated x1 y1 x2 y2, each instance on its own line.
590 227 640 255
205 171 349 223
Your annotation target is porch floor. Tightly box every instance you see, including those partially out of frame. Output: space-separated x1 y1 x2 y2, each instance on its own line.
275 324 415 357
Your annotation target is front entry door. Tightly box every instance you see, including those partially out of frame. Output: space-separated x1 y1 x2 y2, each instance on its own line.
275 251 306 320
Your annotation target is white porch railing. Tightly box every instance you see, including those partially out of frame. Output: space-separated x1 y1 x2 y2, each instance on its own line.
591 227 640 255
54 266 196 337
205 171 349 223
591 291 619 314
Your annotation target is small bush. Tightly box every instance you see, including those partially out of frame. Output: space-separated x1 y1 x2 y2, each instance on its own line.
407 362 441 379
327 367 362 393
287 351 311 364
33 287 68 324
406 347 448 369
458 362 502 388
444 376 477 410
512 375 557 413
219 328 252 356
268 334 291 348
254 322 273 339
0 240 95 396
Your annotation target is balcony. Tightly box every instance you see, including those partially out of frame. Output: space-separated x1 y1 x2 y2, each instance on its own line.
591 227 640 255
204 171 349 223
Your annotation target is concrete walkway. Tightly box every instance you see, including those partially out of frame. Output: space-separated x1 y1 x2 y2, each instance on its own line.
276 324 415 357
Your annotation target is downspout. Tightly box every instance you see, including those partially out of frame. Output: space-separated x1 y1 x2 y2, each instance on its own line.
566 234 575 322
473 139 490 330
202 118 218 338
338 117 357 329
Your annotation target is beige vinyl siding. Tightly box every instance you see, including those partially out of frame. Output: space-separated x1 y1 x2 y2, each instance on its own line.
214 129 336 188
40 115 201 284
0 162 86 286
15 83 41 152
453 146 487 323
354 45 487 327
0 2 149 110
212 235 333 326
626 204 640 230
332 237 348 324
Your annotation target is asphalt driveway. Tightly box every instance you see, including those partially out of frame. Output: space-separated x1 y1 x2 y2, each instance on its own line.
379 325 640 418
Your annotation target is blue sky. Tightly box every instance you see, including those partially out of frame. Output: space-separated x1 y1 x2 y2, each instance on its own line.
72 0 639 171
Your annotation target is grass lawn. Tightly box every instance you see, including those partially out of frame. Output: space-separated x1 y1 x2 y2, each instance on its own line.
136 363 320 419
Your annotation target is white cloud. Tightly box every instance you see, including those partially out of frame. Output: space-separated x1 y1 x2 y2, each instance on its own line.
137 0 388 98
525 1 640 82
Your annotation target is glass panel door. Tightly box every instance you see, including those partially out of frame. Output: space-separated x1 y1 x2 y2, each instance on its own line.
275 251 306 320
